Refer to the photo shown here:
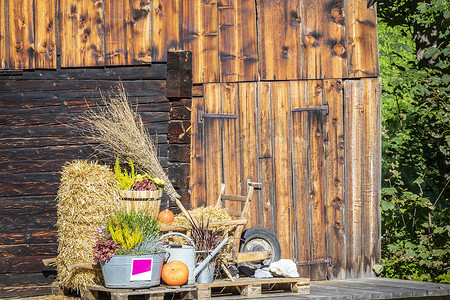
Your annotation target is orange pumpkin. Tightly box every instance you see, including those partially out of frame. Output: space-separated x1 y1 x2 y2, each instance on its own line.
161 260 189 286
158 209 174 224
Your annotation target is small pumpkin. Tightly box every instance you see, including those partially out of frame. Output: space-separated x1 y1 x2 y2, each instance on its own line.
161 260 189 286
158 209 174 224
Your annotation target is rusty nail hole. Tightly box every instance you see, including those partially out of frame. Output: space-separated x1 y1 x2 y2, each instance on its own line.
335 178 340 186
332 118 337 124
338 200 343 206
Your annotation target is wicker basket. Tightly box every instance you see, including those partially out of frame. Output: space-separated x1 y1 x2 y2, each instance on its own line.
119 189 163 218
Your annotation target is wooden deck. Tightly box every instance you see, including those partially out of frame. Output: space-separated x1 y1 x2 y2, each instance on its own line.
1 274 449 299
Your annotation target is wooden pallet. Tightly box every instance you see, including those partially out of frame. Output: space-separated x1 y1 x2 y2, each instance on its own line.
196 277 310 299
82 284 197 300
78 277 310 300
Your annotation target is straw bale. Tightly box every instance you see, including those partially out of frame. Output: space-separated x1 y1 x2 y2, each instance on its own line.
166 206 235 246
56 160 120 292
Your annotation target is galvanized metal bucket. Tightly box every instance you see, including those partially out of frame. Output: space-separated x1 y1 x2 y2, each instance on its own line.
101 253 164 289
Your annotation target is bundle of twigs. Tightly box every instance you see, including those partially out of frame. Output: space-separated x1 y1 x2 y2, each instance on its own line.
80 84 180 202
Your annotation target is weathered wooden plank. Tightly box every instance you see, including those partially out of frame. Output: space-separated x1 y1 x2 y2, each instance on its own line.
257 82 275 232
344 80 364 278
362 78 381 276
0 159 68 174
104 0 126 65
0 0 8 69
179 0 202 83
235 0 257 82
353 278 450 296
59 0 104 67
258 0 301 80
0 145 95 162
238 82 258 228
0 211 57 233
0 195 56 208
218 0 237 82
1 109 169 127
307 80 326 280
323 79 345 279
35 0 56 69
0 65 167 80
0 181 58 197
0 230 57 245
201 0 219 83
0 286 54 299
0 272 55 287
189 96 206 207
8 0 34 69
220 83 240 213
125 0 152 65
0 255 56 273
152 0 179 62
345 0 379 78
302 0 347 79
0 78 165 93
203 84 222 206
0 122 169 139
271 81 293 259
290 80 310 278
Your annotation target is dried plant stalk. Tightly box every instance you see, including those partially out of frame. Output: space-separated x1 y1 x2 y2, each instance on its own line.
80 84 180 202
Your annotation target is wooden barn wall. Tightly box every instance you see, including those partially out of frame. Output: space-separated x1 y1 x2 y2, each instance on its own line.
0 64 172 274
0 0 379 82
190 79 382 280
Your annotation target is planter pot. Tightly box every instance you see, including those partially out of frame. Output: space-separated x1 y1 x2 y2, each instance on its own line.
101 253 164 289
119 190 163 218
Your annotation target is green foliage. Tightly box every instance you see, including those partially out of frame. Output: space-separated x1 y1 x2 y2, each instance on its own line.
378 0 450 283
106 210 162 255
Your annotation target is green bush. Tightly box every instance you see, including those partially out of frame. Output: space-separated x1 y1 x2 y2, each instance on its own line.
377 0 450 283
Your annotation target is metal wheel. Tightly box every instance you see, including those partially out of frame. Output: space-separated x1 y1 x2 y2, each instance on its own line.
237 227 281 277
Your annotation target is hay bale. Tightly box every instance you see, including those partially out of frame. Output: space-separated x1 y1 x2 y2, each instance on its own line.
56 160 120 292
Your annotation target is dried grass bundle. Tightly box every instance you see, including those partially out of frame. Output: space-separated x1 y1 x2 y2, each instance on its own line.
80 84 179 202
56 160 120 292
172 206 232 226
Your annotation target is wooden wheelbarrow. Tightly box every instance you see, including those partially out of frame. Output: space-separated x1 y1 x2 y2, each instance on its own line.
161 182 281 279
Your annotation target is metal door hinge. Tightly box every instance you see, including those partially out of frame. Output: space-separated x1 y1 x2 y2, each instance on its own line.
198 110 238 124
292 105 329 115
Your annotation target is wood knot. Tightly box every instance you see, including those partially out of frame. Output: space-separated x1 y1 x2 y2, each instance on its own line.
154 7 161 14
330 7 344 24
304 35 317 47
315 84 322 94
335 222 341 230
333 43 345 56
315 129 321 138
96 51 103 57
282 46 289 58
15 42 22 50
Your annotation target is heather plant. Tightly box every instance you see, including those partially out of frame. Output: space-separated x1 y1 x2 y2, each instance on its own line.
93 210 165 261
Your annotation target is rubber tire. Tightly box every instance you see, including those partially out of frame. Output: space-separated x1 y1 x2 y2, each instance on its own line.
237 227 281 277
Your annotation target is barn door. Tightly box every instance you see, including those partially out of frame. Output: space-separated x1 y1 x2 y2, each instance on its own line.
190 80 381 280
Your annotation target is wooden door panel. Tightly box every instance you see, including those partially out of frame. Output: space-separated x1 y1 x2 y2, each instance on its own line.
191 80 382 280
